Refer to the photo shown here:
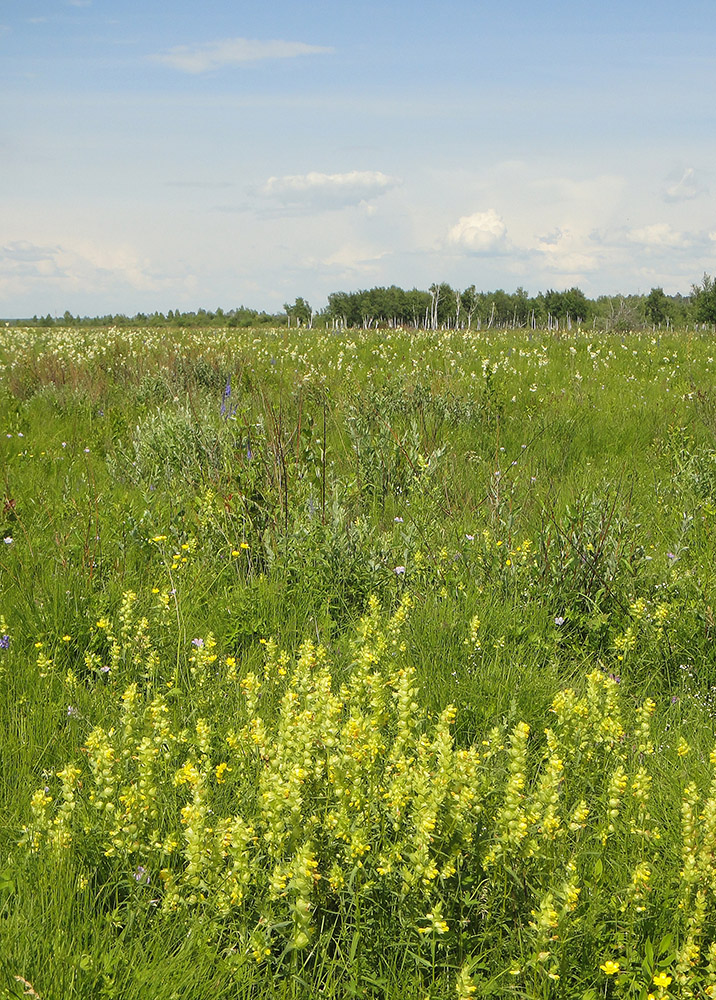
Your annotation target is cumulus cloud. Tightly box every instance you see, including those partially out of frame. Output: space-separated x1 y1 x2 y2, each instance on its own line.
447 210 507 254
663 167 705 203
153 38 333 74
258 170 401 210
626 223 692 249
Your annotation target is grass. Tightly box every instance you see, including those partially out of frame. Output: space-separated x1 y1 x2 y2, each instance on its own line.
1 323 716 997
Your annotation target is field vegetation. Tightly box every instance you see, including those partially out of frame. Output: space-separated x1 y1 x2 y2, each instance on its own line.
2 321 716 998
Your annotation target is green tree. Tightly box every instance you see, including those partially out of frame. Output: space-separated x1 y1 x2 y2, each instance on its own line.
644 287 671 327
284 297 312 327
692 274 716 324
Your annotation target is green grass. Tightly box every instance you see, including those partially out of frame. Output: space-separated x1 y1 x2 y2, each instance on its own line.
2 323 716 998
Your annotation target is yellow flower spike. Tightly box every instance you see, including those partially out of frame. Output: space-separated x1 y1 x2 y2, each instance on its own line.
600 960 620 975
677 737 690 757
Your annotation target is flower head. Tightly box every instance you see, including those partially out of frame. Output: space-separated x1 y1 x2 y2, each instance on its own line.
600 960 620 975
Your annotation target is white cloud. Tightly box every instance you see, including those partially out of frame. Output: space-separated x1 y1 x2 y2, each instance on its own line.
447 209 507 254
0 239 175 306
533 227 600 275
153 38 333 74
259 171 401 210
663 166 705 203
626 223 692 249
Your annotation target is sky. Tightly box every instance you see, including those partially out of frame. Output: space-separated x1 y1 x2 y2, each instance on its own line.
1 0 716 317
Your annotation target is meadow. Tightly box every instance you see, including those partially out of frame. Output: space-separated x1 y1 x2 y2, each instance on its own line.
2 322 716 998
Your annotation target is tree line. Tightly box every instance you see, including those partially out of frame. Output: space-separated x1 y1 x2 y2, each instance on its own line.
13 274 716 331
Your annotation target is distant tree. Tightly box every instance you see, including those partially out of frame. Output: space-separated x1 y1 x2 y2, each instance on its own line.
284 297 312 327
460 285 478 329
544 287 590 328
692 273 716 324
644 287 671 327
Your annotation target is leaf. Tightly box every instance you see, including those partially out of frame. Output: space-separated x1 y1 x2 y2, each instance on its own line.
658 933 673 957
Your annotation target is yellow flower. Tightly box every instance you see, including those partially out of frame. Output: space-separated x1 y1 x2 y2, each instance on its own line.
240 541 250 550
215 762 231 784
62 634 72 642
600 960 620 975
653 972 672 988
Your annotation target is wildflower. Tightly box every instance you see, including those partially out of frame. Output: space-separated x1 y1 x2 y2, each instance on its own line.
191 638 204 648
215 762 231 784
394 516 404 523
600 960 620 975
62 635 72 642
3 536 12 544
394 566 406 575
240 541 250 550
653 972 672 988
67 705 78 718
554 616 565 626
0 635 9 649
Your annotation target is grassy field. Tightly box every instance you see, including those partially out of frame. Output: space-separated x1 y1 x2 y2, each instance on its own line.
2 323 716 998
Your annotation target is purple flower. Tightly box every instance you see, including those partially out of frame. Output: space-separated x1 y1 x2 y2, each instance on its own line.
0 634 9 649
554 616 565 626
67 705 78 717
133 866 150 884
192 637 204 648
394 566 406 576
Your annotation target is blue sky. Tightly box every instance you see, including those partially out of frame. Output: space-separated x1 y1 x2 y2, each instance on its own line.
1 0 715 316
